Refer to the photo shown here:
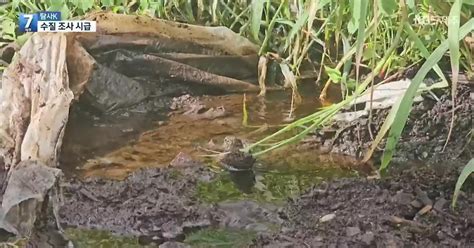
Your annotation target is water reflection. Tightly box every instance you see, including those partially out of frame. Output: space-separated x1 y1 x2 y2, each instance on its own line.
229 170 256 194
62 81 346 179
197 164 359 203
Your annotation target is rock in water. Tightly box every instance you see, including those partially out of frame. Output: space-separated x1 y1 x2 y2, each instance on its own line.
218 136 255 171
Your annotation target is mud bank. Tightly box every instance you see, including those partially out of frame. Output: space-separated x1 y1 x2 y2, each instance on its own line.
59 165 283 246
253 162 474 247
306 84 472 163
59 159 474 247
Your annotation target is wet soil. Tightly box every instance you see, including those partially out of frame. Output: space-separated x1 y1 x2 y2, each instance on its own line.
60 131 361 245
307 84 473 163
253 162 474 247
58 159 474 247
59 165 284 246
60 166 217 242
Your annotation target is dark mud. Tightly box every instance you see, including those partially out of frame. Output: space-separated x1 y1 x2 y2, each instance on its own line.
58 159 474 247
253 162 474 247
60 166 216 241
59 164 283 246
307 84 473 163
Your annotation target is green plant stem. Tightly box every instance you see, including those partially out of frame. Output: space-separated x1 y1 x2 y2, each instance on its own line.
249 0 408 157
258 0 285 55
381 18 474 170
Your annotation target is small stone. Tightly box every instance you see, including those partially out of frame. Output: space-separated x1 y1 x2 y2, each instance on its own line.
346 226 361 237
330 202 343 210
245 223 270 232
138 235 163 246
313 236 324 242
182 219 211 233
434 197 447 211
393 191 414 205
410 199 423 208
422 151 428 158
161 222 184 240
320 213 336 222
360 231 375 245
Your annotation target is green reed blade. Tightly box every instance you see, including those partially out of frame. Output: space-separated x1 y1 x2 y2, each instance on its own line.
452 158 474 208
250 0 265 42
381 18 474 170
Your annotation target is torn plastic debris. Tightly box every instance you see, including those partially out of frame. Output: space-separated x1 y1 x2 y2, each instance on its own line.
333 78 447 122
351 79 425 110
0 33 73 170
0 161 62 236
66 12 265 113
0 33 71 238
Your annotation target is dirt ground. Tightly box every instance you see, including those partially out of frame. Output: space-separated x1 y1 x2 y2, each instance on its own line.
252 162 474 247
57 159 474 247
59 165 283 246
306 83 473 164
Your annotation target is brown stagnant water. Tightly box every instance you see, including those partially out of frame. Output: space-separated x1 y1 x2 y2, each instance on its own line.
60 82 364 179
57 83 371 246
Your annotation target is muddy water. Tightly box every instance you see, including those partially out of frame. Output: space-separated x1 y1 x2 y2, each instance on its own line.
59 83 367 247
61 82 354 179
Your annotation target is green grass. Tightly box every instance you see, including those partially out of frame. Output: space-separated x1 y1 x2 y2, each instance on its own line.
452 158 474 208
184 228 256 248
380 18 474 169
196 171 316 203
65 228 149 248
248 0 473 173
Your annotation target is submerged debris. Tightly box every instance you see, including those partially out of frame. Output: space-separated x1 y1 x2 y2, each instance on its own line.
0 161 62 236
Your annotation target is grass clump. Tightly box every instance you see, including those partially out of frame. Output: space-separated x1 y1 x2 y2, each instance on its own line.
65 228 149 248
185 228 256 248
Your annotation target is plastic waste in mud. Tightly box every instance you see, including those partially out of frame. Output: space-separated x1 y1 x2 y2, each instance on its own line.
0 161 62 236
0 12 262 239
68 12 262 113
333 78 448 122
0 33 71 237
